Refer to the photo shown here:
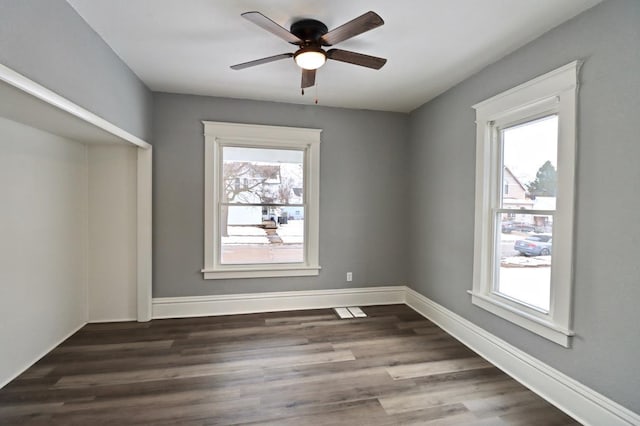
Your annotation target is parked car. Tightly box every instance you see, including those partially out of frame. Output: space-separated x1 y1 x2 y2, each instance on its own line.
502 221 535 233
501 221 514 233
514 234 552 256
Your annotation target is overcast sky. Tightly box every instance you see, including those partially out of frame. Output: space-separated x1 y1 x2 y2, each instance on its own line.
503 115 558 185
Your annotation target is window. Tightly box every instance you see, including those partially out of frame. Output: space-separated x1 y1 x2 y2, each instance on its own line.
470 62 579 346
202 122 321 279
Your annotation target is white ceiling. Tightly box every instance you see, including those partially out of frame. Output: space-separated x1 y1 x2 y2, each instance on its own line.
66 0 601 113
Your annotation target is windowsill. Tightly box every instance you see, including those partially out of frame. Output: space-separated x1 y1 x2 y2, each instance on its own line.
468 290 574 347
202 265 321 280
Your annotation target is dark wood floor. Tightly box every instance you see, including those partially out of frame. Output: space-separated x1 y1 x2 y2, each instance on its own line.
0 304 579 425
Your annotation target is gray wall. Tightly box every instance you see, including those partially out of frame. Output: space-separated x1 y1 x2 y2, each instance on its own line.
152 93 408 297
408 0 640 413
0 0 153 141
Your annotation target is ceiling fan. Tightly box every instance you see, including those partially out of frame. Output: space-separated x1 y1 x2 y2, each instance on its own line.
230 11 387 92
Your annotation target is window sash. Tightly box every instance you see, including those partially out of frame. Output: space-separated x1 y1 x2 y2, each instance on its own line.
219 144 306 205
491 210 555 314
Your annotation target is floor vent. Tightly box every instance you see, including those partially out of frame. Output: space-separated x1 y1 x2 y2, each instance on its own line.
334 307 367 319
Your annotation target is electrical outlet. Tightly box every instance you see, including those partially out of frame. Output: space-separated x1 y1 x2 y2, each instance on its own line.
346 272 353 282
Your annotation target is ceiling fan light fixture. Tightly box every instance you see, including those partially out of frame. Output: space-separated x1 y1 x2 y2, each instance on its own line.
294 48 326 70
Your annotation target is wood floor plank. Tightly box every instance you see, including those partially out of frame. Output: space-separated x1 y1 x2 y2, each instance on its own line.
48 342 339 377
330 331 450 351
379 403 471 425
497 403 580 426
53 339 174 353
53 349 355 388
0 304 580 425
52 396 261 425
413 412 509 426
0 402 64 418
264 313 337 324
172 335 309 352
14 365 55 379
244 399 390 426
463 390 546 417
258 372 415 409
378 377 526 414
207 399 386 426
386 356 494 380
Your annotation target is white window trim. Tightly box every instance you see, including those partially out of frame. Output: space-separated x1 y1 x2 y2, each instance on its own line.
202 121 321 280
470 61 580 347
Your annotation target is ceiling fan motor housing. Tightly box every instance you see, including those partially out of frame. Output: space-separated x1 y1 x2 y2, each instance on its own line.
290 19 328 45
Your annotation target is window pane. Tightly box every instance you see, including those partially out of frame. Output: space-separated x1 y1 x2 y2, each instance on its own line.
501 115 558 209
495 214 552 312
221 206 304 264
222 147 304 205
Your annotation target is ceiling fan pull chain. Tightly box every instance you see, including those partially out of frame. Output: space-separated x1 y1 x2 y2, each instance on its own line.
315 82 319 104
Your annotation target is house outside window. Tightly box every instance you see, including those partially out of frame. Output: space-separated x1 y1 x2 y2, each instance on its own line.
202 121 321 279
470 62 579 347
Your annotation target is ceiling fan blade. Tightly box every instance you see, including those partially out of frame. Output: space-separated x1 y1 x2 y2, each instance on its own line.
301 69 316 88
327 49 387 70
241 11 302 44
320 11 384 46
230 53 293 70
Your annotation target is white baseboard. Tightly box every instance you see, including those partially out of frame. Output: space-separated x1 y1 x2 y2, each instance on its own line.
405 287 640 426
88 317 137 323
152 286 406 319
0 321 86 389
